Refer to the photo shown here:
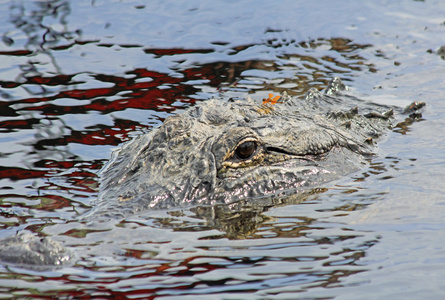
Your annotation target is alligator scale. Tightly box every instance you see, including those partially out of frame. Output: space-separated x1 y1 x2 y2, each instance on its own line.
0 78 425 266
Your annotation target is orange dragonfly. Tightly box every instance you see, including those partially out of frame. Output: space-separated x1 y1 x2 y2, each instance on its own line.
262 93 282 105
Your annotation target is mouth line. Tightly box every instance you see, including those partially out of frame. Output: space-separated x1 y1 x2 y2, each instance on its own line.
218 156 325 179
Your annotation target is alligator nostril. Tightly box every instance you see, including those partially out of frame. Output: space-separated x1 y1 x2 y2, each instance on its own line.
266 146 294 156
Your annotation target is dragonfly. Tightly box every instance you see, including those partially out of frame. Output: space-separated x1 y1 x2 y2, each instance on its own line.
262 93 282 105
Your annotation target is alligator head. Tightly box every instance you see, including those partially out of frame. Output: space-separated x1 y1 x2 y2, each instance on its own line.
88 78 401 219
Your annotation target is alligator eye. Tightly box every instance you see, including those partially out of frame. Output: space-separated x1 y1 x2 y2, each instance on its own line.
235 141 257 160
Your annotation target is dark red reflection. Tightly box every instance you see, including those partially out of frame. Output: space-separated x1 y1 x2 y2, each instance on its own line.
0 49 33 56
0 166 48 180
0 118 41 131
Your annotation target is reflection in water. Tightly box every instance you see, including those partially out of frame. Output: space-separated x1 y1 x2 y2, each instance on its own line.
0 0 430 298
4 0 79 96
7 0 73 48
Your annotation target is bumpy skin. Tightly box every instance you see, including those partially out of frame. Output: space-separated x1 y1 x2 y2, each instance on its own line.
87 78 395 219
0 78 424 266
0 234 70 268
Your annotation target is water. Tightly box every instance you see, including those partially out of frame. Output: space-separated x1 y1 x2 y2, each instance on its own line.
0 0 445 298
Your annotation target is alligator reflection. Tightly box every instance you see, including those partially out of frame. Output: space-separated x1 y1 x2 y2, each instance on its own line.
188 189 327 240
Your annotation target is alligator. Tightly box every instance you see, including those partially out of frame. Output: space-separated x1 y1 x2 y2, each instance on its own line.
0 78 425 267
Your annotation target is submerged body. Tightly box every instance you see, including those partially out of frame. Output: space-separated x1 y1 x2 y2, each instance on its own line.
0 78 424 266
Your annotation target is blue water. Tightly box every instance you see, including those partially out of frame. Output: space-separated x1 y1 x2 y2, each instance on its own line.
1 0 445 298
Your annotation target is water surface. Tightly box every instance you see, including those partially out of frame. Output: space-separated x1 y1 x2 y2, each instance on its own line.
1 0 445 298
